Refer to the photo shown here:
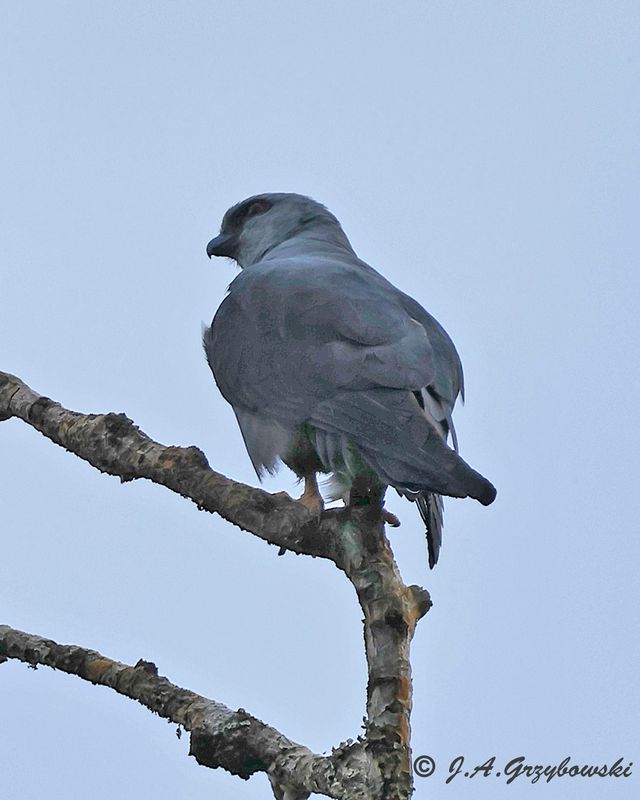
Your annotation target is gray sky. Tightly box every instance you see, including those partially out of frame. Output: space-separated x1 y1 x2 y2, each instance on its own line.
1 2 638 798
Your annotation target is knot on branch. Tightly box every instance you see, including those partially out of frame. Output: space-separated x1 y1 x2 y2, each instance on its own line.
103 412 135 437
134 659 158 676
405 584 432 625
158 444 209 472
189 709 265 779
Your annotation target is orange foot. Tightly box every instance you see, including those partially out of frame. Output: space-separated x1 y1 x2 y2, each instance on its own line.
299 474 324 516
272 482 324 515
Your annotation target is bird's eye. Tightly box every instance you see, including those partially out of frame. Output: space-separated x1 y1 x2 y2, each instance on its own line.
246 199 272 217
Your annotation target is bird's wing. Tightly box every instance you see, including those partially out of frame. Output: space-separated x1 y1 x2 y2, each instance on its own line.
398 291 464 443
205 249 495 536
393 290 466 566
204 255 439 470
206 256 440 412
307 387 494 504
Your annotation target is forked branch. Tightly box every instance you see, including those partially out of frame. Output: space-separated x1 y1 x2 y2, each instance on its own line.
0 371 430 800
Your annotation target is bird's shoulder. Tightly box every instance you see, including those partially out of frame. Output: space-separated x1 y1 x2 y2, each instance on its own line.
227 251 387 297
217 252 411 345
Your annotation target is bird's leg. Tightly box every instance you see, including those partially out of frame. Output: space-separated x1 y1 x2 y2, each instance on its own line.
273 477 322 555
350 478 401 527
373 486 401 527
369 484 401 527
298 473 324 515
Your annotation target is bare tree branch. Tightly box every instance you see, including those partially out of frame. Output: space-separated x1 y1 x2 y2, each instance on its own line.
0 625 378 799
0 370 335 560
1 370 431 799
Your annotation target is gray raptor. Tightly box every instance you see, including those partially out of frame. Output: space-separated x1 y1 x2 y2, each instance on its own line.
204 193 496 567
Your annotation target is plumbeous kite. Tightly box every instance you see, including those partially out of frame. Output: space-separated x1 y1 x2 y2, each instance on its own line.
204 193 496 567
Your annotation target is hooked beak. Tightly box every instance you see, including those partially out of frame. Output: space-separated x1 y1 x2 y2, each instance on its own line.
206 232 237 259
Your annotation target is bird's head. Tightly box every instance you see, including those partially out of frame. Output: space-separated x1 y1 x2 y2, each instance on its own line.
206 192 353 268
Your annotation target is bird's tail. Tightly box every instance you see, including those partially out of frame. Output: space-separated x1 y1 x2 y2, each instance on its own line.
416 491 443 569
311 388 496 568
397 489 444 568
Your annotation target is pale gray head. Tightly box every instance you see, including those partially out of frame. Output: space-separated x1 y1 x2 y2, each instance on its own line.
206 192 354 268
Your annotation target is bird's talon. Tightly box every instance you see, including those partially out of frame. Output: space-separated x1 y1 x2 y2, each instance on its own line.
298 493 324 516
382 509 401 527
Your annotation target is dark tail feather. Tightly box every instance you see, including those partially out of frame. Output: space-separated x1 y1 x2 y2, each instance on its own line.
416 492 443 569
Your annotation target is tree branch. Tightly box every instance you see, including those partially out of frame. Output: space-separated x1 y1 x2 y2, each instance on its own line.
0 625 377 799
0 371 335 561
335 512 431 798
1 370 431 799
